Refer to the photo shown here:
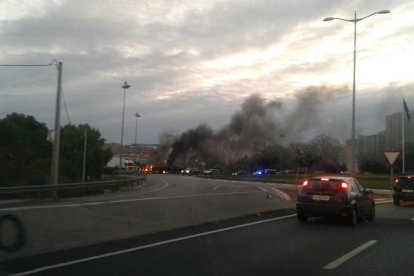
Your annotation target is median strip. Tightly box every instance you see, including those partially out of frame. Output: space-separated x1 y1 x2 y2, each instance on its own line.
323 240 377 270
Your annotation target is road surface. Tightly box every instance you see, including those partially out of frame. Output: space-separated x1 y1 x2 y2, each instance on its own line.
2 174 412 275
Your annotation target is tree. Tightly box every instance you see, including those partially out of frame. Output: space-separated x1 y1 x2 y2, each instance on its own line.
309 134 342 164
0 113 52 186
287 135 344 173
59 124 112 182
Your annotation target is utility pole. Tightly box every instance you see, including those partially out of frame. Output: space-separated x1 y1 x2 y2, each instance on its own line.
82 128 87 182
50 61 63 185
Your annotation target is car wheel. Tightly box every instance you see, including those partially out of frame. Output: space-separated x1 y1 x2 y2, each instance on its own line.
348 208 357 226
393 196 400 206
367 203 375 221
297 213 308 223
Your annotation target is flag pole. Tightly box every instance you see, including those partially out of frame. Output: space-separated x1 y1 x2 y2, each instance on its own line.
402 97 411 175
402 109 405 174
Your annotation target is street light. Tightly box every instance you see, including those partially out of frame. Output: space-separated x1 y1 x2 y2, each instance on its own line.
119 81 131 174
134 112 141 174
323 10 390 177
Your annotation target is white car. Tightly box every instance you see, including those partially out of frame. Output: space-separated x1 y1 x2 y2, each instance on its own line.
203 169 220 175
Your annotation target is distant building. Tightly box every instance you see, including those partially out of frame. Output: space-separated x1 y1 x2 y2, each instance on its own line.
385 112 414 150
104 143 162 166
344 111 413 171
358 132 386 161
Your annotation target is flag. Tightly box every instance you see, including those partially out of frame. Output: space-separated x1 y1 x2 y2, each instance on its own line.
403 98 411 121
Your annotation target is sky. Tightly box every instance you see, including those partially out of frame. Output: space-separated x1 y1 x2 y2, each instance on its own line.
1 0 414 145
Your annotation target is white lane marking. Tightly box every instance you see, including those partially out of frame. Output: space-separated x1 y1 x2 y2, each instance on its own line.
323 240 377 270
375 199 393 204
258 187 268 192
11 214 296 276
91 181 170 200
212 185 221 190
0 181 169 211
410 218 414 221
1 190 268 212
270 188 291 201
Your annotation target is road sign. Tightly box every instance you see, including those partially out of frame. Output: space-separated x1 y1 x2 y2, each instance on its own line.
383 151 401 167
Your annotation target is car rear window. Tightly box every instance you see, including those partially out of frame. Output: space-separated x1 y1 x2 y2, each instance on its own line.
307 179 343 191
397 177 414 188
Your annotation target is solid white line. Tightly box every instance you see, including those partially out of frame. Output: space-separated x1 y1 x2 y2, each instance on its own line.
323 240 377 270
0 181 169 211
1 184 271 211
11 214 296 276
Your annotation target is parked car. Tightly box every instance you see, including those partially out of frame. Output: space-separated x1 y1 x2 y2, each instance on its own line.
252 169 277 175
203 169 220 175
296 176 375 226
393 176 414 205
181 168 199 176
232 170 249 175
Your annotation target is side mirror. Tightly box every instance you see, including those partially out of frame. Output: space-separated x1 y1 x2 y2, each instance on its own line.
365 189 373 194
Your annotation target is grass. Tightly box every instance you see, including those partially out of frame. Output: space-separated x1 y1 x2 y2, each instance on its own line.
210 173 395 190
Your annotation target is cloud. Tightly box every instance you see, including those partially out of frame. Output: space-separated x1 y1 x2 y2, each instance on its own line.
0 0 412 145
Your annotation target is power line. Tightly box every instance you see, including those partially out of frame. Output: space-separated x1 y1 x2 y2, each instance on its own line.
0 60 57 67
0 59 71 124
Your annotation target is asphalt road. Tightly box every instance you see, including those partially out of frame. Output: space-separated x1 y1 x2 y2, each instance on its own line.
1 175 413 275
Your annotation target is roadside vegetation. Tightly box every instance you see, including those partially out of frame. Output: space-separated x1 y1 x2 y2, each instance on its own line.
0 113 112 186
209 173 394 190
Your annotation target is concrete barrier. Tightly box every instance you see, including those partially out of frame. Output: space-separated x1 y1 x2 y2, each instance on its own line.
0 191 294 260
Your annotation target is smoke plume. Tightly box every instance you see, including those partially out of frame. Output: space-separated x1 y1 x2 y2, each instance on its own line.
165 85 348 166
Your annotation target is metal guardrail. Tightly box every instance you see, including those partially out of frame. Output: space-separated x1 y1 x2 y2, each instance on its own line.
0 175 147 196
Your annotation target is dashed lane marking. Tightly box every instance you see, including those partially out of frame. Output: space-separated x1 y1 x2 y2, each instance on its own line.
374 198 393 204
323 240 377 270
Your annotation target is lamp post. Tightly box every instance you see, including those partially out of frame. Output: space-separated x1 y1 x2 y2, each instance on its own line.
323 10 390 177
119 81 131 174
134 112 141 174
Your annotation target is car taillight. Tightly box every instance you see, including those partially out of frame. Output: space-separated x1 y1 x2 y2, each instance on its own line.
303 180 308 186
341 182 348 190
395 178 399 183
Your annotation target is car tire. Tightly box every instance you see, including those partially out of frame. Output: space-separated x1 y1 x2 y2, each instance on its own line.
366 203 375 221
297 213 308 223
348 207 357 226
393 196 400 206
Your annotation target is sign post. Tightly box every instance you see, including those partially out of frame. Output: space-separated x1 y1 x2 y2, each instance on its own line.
383 151 401 191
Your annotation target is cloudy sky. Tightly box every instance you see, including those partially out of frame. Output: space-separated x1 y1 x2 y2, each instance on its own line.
1 0 414 145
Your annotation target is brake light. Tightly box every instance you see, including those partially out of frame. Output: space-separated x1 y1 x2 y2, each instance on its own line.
395 178 399 183
321 178 329 181
341 182 348 189
303 180 308 186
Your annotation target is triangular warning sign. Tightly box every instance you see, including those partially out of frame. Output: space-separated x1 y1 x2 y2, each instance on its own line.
383 151 401 167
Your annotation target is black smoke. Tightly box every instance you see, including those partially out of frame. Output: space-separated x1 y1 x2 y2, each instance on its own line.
166 86 348 166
